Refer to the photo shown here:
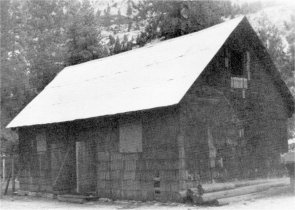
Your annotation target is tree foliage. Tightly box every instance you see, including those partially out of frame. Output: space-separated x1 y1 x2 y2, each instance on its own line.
254 14 290 78
284 15 295 138
23 0 68 92
135 1 234 45
1 0 30 151
66 0 107 66
0 0 107 146
1 0 30 124
284 15 295 90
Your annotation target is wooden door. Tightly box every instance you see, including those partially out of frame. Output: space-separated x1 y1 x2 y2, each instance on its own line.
51 141 76 193
76 135 97 194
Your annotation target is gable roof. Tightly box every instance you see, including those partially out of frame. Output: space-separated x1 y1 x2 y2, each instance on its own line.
6 16 294 128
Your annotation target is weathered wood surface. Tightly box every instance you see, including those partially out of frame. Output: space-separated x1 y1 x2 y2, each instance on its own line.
217 191 267 205
202 179 271 193
179 178 289 204
201 179 289 203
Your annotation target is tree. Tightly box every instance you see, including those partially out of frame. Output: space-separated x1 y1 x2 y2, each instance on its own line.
284 15 295 90
23 0 68 92
1 0 30 121
65 0 107 66
254 14 290 81
107 34 134 55
1 0 29 150
0 0 110 148
135 1 234 45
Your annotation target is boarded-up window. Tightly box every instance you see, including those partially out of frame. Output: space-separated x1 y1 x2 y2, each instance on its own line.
36 131 46 152
119 119 142 153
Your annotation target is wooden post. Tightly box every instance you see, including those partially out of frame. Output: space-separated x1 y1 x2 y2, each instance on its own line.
12 155 15 193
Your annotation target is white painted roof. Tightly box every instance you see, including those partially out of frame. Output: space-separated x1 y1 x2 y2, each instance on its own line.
7 16 245 128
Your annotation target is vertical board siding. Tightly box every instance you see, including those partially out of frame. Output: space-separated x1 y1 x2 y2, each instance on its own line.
95 109 180 202
178 37 289 186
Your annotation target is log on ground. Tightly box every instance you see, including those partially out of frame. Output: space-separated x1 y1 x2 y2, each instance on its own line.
201 180 288 203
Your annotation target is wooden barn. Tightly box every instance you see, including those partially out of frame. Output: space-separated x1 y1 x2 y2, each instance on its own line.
7 16 295 202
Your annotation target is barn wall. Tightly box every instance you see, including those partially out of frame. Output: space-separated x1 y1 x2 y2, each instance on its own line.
179 83 242 185
18 127 53 192
244 53 289 175
179 34 289 184
18 127 35 192
141 107 180 201
94 107 180 201
17 107 181 201
18 124 78 193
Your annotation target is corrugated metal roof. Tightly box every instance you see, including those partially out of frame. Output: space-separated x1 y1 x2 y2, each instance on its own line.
7 16 245 128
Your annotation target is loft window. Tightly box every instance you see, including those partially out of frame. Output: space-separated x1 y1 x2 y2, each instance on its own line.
229 50 250 90
231 50 243 76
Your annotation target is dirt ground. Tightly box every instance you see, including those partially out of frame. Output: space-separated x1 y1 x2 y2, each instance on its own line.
0 186 294 210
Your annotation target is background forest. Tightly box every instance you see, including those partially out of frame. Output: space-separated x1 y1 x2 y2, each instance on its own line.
1 0 294 153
